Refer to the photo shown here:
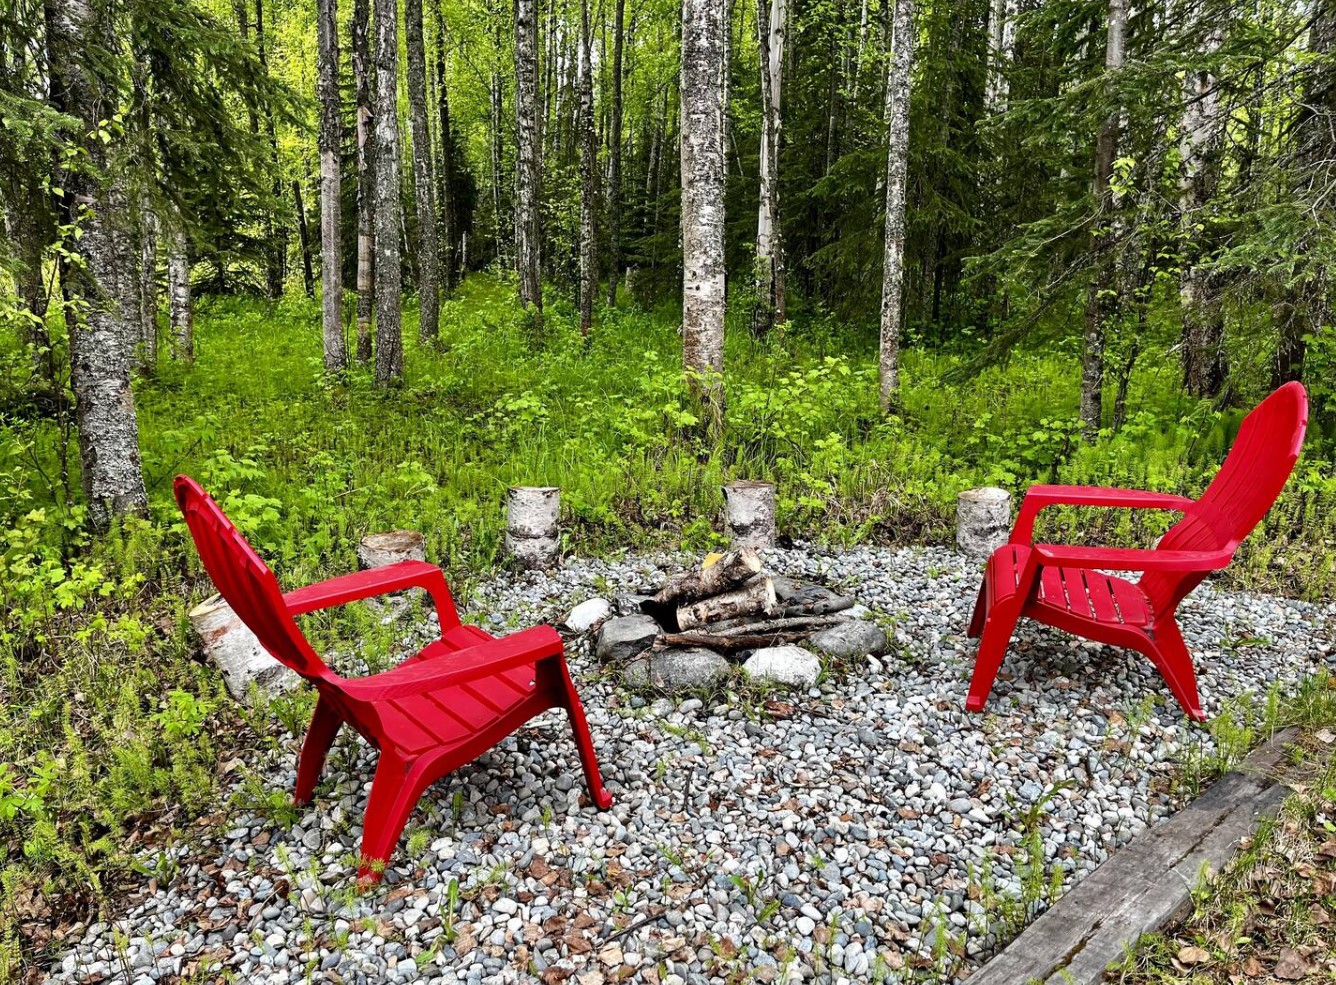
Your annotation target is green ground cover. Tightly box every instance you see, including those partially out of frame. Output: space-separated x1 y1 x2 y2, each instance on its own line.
1 276 1334 978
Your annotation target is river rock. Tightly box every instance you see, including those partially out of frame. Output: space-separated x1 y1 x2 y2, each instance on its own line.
625 648 730 692
564 597 613 634
809 620 888 659
594 615 660 663
742 645 822 687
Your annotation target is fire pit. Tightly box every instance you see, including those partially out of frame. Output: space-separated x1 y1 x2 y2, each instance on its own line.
568 549 888 692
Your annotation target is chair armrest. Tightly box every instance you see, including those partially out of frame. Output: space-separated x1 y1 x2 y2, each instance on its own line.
1034 543 1234 572
339 626 565 702
1011 485 1195 544
283 560 461 629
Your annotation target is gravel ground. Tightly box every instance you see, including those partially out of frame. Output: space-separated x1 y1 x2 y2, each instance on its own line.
47 545 1336 985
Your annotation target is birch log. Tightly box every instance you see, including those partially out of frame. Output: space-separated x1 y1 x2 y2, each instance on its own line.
676 576 779 631
681 0 727 433
723 479 777 549
651 548 763 606
507 486 561 569
957 487 1011 556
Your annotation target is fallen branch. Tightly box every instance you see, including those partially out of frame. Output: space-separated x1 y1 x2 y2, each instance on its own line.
655 628 825 652
708 613 848 636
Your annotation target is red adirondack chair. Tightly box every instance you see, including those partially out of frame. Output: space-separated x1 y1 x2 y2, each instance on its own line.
174 475 612 884
965 382 1308 721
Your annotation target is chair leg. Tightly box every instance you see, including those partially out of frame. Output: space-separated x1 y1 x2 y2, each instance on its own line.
1146 619 1205 722
553 659 612 810
357 751 422 886
294 695 342 806
965 603 1023 714
967 579 988 639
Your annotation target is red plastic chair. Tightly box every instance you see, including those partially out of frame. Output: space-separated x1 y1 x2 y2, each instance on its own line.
174 475 612 884
965 382 1308 721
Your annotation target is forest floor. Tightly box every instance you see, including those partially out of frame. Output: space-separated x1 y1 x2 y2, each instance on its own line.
5 276 1336 981
39 544 1336 985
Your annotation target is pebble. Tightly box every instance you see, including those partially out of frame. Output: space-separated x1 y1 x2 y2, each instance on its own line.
42 545 1333 985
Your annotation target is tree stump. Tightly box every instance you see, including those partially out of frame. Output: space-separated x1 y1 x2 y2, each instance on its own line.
506 486 561 569
957 486 1012 556
356 530 427 569
190 595 298 703
723 480 777 549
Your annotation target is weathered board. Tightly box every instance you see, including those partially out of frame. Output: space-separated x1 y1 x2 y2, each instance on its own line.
967 727 1298 985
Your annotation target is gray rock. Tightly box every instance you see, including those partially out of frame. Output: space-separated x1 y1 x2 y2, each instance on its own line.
625 648 730 692
563 597 613 634
809 620 887 659
742 645 821 687
595 615 660 663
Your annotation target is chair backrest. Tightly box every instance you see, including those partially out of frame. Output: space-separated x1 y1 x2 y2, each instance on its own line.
1140 382 1308 616
175 475 329 680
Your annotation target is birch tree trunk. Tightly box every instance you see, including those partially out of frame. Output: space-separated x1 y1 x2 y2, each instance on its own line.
1178 23 1225 398
754 0 786 336
48 0 147 528
434 10 457 293
490 60 507 266
515 0 544 318
1080 0 1127 440
293 179 316 299
878 0 915 412
405 0 440 343
680 0 727 435
137 196 157 372
169 228 194 362
256 0 288 299
577 0 597 337
373 0 404 386
353 0 375 363
317 0 347 372
985 0 1014 111
605 0 626 305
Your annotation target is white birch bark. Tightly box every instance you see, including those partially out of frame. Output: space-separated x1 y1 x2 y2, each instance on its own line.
48 0 147 528
405 0 440 343
605 0 626 304
373 0 404 387
680 0 727 432
353 0 375 362
578 0 597 336
1178 22 1225 396
515 0 544 315
137 195 157 371
1081 0 1127 439
168 228 193 362
754 0 786 335
878 0 916 412
985 0 1015 111
317 0 347 372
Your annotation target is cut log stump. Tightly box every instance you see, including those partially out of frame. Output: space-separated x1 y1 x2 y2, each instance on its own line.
723 480 777 549
190 595 298 703
506 486 560 569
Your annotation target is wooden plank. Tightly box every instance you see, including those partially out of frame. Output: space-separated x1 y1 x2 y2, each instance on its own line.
967 728 1298 985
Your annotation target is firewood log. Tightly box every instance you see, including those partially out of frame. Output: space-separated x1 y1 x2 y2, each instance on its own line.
651 548 762 606
675 575 778 630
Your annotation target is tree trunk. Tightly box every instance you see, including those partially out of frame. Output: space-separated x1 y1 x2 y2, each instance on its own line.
754 0 786 336
316 0 347 372
490 62 508 267
878 0 915 412
373 0 404 386
293 179 317 300
680 0 727 435
1178 24 1225 398
434 7 457 292
169 229 194 362
137 196 158 372
405 0 440 343
577 0 597 337
515 0 544 319
255 0 288 298
605 0 625 305
985 0 1014 110
47 0 147 529
1080 0 1127 440
353 0 375 363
